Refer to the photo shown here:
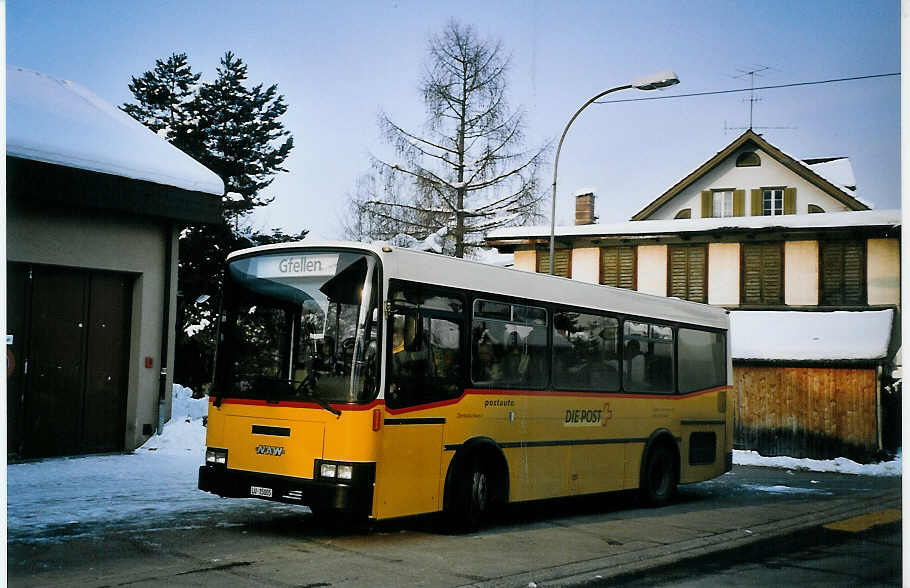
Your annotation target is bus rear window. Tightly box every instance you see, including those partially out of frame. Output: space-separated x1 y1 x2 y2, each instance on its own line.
678 328 726 393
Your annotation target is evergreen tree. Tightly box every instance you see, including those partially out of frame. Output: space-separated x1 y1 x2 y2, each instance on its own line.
122 51 297 390
190 52 294 220
121 53 200 143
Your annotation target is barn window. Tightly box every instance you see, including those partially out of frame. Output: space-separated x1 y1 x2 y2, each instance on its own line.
675 208 692 219
599 246 636 290
668 244 707 303
741 242 783 305
820 240 866 306
736 152 761 167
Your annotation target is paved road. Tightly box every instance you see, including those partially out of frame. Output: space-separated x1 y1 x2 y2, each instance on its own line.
8 465 900 587
608 518 901 587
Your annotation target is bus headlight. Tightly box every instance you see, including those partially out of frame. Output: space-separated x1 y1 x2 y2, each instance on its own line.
206 448 228 466
317 460 370 481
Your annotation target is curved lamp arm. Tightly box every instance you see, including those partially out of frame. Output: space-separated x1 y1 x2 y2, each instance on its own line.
547 72 679 275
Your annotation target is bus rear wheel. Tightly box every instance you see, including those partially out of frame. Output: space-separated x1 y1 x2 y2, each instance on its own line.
640 443 677 507
447 456 492 533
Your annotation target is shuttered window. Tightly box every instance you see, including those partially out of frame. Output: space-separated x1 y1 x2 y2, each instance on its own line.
741 242 783 305
668 245 707 303
537 249 571 277
599 246 636 289
820 240 866 306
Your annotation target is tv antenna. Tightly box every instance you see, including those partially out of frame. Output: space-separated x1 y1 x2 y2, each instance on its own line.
725 65 796 133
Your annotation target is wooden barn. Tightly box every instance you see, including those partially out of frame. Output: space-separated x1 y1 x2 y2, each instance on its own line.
730 310 899 461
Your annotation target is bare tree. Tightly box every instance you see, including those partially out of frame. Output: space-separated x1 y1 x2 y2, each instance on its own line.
345 20 548 257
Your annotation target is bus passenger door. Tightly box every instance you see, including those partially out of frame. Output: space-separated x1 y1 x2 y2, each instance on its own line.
373 309 463 518
374 420 444 518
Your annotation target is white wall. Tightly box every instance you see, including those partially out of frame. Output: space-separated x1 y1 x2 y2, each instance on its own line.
707 243 740 305
513 249 536 272
571 247 600 283
784 240 819 306
636 245 667 296
867 238 900 305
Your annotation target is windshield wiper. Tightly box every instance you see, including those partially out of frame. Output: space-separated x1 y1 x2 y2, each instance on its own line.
308 394 342 418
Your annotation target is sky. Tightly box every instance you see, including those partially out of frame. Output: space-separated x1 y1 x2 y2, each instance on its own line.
6 1 900 240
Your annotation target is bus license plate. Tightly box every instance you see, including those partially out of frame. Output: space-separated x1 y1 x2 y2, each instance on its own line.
250 485 273 498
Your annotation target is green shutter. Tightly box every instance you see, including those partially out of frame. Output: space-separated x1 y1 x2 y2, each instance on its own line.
600 247 636 289
538 249 571 277
784 187 797 215
750 189 763 216
668 245 706 303
701 191 713 218
733 190 745 217
820 241 866 305
741 242 783 304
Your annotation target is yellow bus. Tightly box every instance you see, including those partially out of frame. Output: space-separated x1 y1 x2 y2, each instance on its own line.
198 241 732 531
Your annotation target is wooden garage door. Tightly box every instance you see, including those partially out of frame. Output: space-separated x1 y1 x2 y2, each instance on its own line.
11 265 132 458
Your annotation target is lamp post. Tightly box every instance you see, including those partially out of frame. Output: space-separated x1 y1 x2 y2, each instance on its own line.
548 71 680 274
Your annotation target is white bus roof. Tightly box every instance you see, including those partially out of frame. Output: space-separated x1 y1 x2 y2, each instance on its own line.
227 241 729 330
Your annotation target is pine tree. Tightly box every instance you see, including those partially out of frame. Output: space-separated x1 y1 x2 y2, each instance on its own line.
122 51 297 390
120 53 200 142
343 20 548 258
190 52 294 220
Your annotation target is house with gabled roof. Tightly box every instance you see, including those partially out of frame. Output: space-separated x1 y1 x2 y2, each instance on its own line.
6 67 224 459
485 130 900 461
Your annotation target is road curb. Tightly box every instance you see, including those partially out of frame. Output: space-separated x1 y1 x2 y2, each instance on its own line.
466 489 900 588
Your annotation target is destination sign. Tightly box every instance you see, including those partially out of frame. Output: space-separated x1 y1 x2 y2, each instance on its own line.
248 254 339 278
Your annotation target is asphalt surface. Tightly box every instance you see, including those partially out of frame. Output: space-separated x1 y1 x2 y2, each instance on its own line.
7 465 902 587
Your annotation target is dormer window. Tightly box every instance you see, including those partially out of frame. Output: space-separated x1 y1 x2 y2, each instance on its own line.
736 151 761 167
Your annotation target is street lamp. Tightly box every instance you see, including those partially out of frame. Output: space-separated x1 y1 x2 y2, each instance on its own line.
547 71 680 274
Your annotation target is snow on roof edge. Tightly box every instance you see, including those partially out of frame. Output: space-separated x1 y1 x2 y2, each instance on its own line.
7 67 224 196
486 209 901 240
730 310 895 362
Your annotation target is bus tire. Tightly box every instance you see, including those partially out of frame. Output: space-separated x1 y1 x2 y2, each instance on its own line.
447 456 492 533
640 442 677 507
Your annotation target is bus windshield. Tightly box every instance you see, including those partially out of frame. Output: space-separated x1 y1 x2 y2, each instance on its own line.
214 250 379 406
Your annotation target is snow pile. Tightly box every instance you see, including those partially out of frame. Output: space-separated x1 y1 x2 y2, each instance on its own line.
137 385 207 454
734 449 901 477
730 309 894 361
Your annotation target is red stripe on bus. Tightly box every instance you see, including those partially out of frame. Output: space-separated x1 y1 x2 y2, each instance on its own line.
211 385 729 413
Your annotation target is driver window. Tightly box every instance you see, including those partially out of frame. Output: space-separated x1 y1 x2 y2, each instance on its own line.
387 282 463 409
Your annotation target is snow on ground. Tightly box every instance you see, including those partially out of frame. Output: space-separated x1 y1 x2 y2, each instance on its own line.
6 385 901 544
733 449 901 477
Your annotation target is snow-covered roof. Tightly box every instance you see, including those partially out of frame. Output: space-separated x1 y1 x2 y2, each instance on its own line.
803 157 856 191
486 209 901 241
730 310 895 362
7 67 224 195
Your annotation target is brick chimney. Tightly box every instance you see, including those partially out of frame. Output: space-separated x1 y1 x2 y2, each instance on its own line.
575 192 596 225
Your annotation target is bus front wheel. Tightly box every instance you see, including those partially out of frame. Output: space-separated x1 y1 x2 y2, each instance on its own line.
447 456 492 533
640 443 677 507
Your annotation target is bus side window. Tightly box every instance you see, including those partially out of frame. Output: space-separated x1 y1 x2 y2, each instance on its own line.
388 310 463 409
553 311 619 392
623 321 674 393
471 300 547 388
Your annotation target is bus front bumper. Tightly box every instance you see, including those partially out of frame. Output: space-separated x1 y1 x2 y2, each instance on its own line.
198 465 375 513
